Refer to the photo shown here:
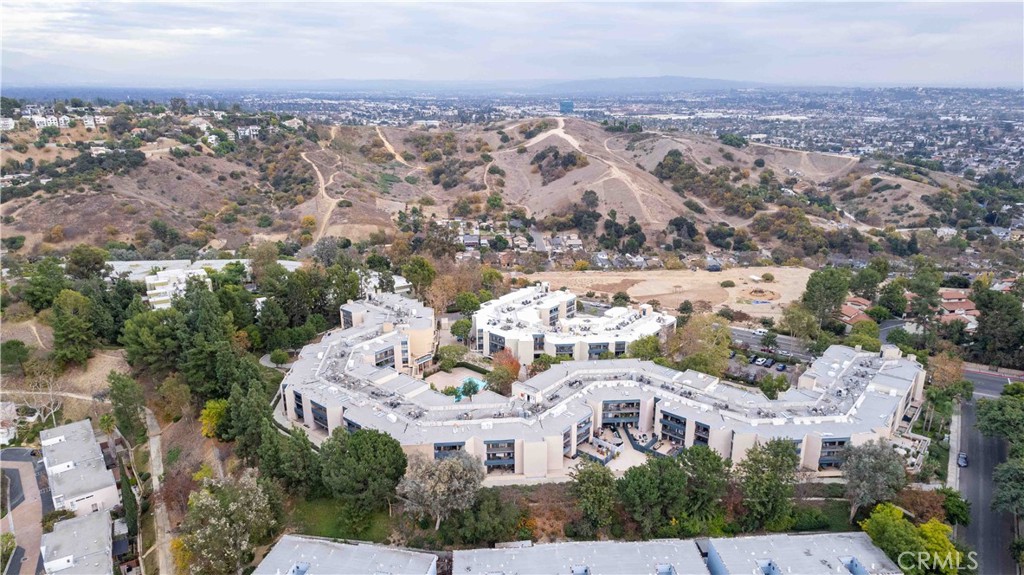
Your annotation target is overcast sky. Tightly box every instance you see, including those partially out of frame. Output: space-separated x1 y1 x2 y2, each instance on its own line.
3 1 1022 88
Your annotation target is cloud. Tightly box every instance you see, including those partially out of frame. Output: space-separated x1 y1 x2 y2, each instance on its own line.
1 1 1020 87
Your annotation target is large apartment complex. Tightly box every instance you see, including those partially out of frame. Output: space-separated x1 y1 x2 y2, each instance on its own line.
471 282 675 366
39 420 119 516
280 285 925 482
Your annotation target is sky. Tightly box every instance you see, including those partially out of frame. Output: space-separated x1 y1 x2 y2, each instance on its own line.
2 1 1022 88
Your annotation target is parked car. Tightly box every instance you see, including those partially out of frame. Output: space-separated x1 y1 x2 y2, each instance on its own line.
748 355 759 364
779 350 793 357
957 452 969 467
775 363 787 372
755 357 767 366
763 358 775 367
729 350 736 359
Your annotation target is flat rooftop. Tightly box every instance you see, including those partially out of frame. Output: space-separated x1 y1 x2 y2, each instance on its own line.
39 420 116 503
253 535 437 575
40 510 113 575
285 311 921 446
454 540 707 575
708 532 902 575
475 283 673 342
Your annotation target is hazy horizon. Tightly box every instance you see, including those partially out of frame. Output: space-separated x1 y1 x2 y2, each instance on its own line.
2 1 1023 89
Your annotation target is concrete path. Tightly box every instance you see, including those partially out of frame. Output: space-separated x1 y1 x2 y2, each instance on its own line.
144 410 173 575
0 456 43 575
946 402 961 490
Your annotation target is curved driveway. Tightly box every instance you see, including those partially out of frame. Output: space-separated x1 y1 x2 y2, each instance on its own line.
1 448 46 575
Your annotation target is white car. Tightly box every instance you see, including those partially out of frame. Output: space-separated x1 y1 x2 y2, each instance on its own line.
753 328 769 336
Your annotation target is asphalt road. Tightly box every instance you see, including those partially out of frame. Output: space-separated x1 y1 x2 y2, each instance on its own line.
878 319 907 343
1 447 47 575
963 369 1019 398
958 401 1016 574
729 327 813 361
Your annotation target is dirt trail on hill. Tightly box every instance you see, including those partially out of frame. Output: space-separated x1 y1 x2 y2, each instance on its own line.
300 126 351 242
376 125 423 171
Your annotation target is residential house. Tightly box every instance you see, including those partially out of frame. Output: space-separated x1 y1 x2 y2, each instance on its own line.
0 117 16 131
39 420 119 516
839 301 873 332
40 511 113 575
236 125 261 139
81 116 96 129
58 115 72 129
282 118 304 129
937 288 980 332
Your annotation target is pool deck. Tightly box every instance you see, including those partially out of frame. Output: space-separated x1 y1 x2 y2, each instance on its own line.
425 367 484 390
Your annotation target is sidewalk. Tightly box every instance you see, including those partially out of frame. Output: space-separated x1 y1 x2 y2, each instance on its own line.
946 402 962 490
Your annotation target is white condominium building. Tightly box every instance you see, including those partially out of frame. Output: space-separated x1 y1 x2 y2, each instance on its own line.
471 282 675 365
281 288 925 483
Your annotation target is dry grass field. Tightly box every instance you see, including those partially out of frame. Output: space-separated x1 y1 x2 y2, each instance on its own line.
530 266 812 319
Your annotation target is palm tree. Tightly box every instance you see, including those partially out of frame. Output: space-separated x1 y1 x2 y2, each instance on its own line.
98 413 116 436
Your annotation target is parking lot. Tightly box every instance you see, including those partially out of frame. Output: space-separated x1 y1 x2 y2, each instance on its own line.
725 345 802 388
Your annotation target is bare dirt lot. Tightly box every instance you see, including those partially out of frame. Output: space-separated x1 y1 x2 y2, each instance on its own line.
530 266 812 319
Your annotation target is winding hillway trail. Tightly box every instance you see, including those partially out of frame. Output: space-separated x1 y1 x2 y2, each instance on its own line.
299 126 349 242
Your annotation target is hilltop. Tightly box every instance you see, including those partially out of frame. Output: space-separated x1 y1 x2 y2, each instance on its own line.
2 111 1011 271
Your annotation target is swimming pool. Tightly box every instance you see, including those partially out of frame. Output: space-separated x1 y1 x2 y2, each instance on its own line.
454 376 488 402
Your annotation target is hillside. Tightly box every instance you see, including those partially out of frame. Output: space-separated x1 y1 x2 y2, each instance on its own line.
1 115 982 263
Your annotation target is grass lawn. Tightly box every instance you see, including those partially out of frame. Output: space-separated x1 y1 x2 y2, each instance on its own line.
926 440 950 483
143 552 158 575
288 498 390 543
141 508 156 552
134 445 150 475
820 500 856 532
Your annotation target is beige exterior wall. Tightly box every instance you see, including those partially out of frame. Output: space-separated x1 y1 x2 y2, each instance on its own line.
730 433 760 465
66 483 119 516
521 440 549 478
706 428 734 459
800 434 823 470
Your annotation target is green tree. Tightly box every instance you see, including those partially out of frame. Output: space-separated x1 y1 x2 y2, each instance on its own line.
801 268 850 325
98 414 116 436
860 503 928 575
451 318 472 341
569 459 617 536
484 365 516 396
618 456 687 538
263 426 322 497
0 340 31 375
919 519 963 575
156 373 192 421
760 330 778 350
51 289 94 368
736 439 799 531
269 349 289 366
878 282 908 318
480 266 503 290
398 451 484 530
976 395 1024 444
108 371 146 443
120 308 185 373
180 470 276 575
680 445 730 522
119 460 139 537
841 440 908 521
439 487 525 547
455 291 481 316
936 487 970 526
850 268 883 302
991 458 1024 517
23 258 69 311
65 244 108 280
528 354 563 376
611 291 631 307
627 335 662 361
972 291 1024 368
256 299 289 352
226 383 270 463
0 532 14 574
320 428 407 514
780 303 820 343
200 399 229 438
402 256 437 296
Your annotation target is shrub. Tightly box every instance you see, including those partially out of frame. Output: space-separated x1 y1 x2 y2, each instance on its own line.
337 199 353 208
720 280 736 288
792 506 828 531
761 273 774 282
